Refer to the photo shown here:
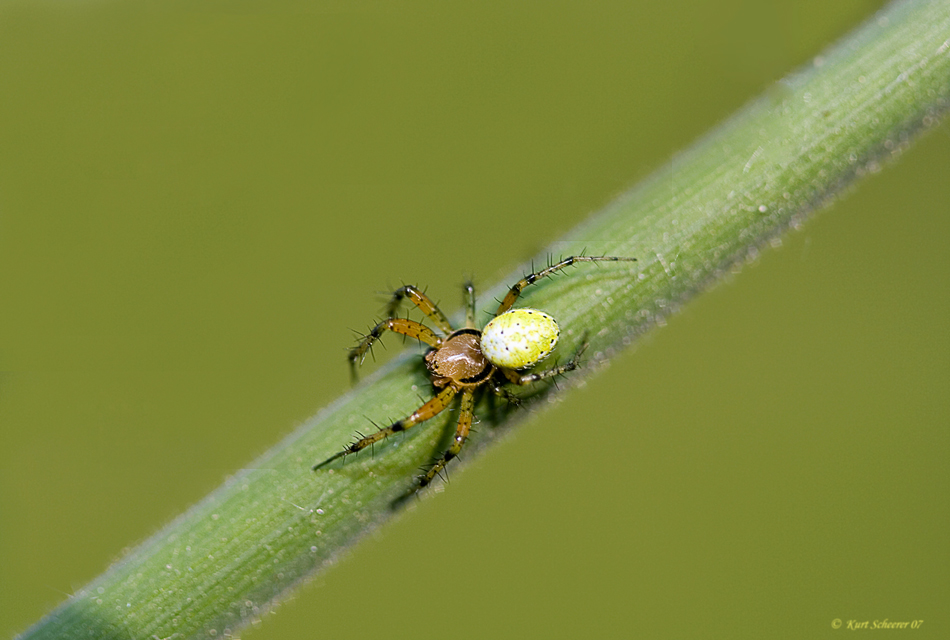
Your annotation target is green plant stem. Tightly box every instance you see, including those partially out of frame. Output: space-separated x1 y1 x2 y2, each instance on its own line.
19 1 950 638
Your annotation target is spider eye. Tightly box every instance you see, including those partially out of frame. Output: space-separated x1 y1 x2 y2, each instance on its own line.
480 308 559 370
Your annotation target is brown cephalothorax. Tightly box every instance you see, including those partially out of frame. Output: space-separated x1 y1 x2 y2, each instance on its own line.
424 329 493 388
313 254 637 500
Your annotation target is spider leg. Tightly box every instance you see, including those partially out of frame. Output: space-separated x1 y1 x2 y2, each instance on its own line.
349 318 443 380
385 285 454 334
463 281 477 329
313 386 458 470
489 379 521 406
494 255 637 316
413 389 475 493
501 339 589 386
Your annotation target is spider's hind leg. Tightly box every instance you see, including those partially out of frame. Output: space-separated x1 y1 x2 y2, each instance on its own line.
495 255 637 315
490 379 522 406
502 338 589 386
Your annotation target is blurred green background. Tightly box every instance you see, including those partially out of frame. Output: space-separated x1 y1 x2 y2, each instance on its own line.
2 0 947 638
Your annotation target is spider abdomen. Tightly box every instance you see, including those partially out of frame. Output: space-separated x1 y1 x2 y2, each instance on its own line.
317 254 634 500
480 308 559 370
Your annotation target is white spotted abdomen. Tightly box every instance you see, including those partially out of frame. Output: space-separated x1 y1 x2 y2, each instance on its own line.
480 308 559 370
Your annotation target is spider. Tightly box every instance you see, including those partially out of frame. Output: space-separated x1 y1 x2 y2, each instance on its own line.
312 255 637 496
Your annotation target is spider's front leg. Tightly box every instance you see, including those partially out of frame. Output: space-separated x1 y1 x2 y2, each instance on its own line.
349 318 442 381
502 339 590 386
418 389 474 488
384 285 453 334
392 388 475 505
349 285 455 381
313 386 457 470
463 281 477 329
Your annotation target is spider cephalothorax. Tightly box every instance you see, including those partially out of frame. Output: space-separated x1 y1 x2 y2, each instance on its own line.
313 255 636 496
